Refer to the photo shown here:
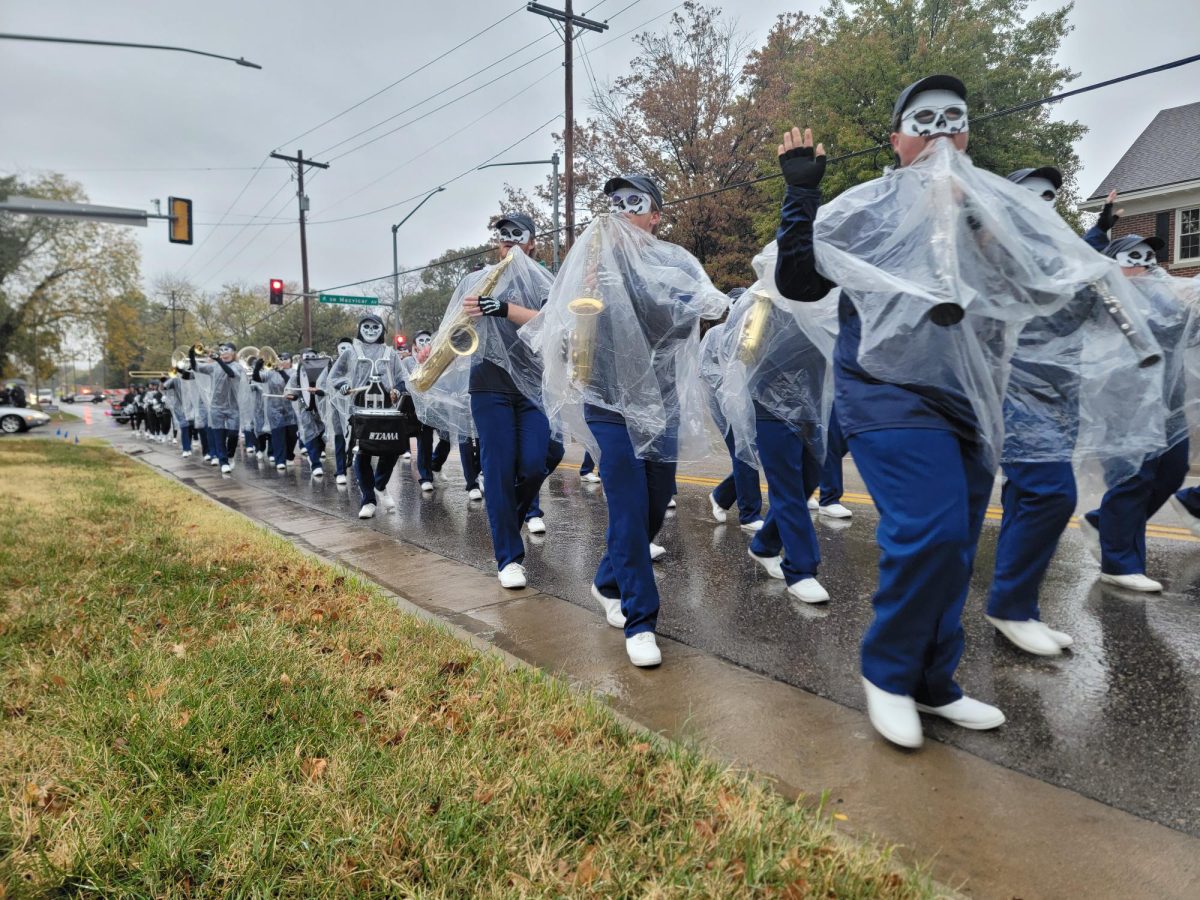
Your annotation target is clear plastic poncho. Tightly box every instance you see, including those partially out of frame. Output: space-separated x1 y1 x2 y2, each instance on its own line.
409 246 553 442
252 367 296 431
529 213 728 462
288 359 329 444
698 321 729 435
715 242 838 469
327 340 406 437
193 368 211 428
813 138 1117 468
235 365 260 433
316 365 346 437
1001 265 1168 484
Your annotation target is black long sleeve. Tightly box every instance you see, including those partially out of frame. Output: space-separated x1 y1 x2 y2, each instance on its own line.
774 185 834 303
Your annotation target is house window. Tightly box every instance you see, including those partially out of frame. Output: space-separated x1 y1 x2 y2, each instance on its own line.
1179 207 1200 262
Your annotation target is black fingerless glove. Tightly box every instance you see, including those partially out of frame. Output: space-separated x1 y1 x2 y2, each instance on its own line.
779 145 826 189
1097 202 1119 233
479 296 508 318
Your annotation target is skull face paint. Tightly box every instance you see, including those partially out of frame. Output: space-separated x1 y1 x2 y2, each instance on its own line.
1116 242 1159 269
336 341 353 357
358 320 384 344
493 224 529 244
1020 176 1058 203
609 187 652 216
414 333 433 350
898 89 969 138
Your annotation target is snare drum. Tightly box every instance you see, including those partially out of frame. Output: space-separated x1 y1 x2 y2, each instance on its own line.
350 406 410 455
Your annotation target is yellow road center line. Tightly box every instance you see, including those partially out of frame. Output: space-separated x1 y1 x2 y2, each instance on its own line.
672 474 1200 543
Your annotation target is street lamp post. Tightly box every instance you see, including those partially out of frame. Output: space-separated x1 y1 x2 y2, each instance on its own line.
477 154 561 271
390 186 445 333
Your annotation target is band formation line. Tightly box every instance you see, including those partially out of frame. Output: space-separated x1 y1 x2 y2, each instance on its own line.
121 74 1200 751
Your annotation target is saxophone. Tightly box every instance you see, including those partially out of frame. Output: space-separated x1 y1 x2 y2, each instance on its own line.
409 247 520 392
736 290 774 363
567 218 606 386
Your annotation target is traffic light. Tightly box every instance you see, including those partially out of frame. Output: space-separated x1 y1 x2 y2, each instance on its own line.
168 196 193 244
394 334 407 351
269 278 284 305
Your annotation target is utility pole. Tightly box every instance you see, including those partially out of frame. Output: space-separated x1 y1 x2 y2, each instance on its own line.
526 3 607 252
158 290 187 349
391 186 445 333
270 149 330 347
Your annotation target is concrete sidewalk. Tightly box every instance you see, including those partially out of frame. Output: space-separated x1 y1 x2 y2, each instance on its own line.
83 426 1200 900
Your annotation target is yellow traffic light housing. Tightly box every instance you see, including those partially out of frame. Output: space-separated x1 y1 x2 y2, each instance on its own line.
168 196 193 244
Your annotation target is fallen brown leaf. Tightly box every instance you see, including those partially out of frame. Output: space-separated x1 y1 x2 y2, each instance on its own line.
575 848 599 886
300 757 328 781
48 674 66 689
173 710 191 728
146 681 169 701
171 643 187 658
279 673 292 688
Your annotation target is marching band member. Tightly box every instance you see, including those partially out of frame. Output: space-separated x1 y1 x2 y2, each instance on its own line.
251 352 297 472
1080 237 1199 591
775 76 1122 747
716 248 836 605
329 314 407 518
536 175 727 665
190 343 243 474
318 337 354 484
286 348 329 478
700 288 765 531
161 368 194 457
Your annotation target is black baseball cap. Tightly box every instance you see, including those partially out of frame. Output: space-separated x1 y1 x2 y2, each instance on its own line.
1007 166 1063 190
892 75 967 130
491 212 536 238
603 174 663 210
415 329 432 340
1103 234 1165 260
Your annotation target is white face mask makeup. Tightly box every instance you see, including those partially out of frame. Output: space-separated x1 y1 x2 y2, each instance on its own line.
415 334 433 349
899 89 969 138
609 187 652 215
1115 243 1159 269
493 223 529 244
337 342 353 357
1021 177 1058 203
359 321 384 343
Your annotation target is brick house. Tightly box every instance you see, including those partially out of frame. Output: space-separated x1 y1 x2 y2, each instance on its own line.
1079 100 1200 277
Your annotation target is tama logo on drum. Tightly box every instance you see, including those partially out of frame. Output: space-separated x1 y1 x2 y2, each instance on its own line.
369 431 400 441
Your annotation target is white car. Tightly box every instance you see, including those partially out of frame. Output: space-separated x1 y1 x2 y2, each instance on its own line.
0 405 51 434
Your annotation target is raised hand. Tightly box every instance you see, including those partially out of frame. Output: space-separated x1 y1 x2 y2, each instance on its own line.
1097 189 1124 232
778 127 827 189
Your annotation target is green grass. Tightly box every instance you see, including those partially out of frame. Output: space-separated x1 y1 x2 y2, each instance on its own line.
0 441 940 898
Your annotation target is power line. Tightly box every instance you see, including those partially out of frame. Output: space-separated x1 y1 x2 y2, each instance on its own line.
174 158 273 276
308 50 1200 295
275 3 529 151
188 178 298 285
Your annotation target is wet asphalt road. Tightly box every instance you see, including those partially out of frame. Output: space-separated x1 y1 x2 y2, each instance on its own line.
92 414 1200 838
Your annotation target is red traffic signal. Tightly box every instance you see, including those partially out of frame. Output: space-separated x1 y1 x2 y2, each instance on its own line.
269 278 284 305
394 334 407 349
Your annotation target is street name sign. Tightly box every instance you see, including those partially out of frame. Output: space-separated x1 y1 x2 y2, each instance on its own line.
319 294 377 306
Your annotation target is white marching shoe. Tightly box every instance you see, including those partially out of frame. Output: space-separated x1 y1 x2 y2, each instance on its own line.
649 542 666 561
626 632 662 667
1099 572 1163 592
916 695 1006 731
709 492 727 524
818 503 853 519
1077 516 1102 563
358 503 376 519
209 457 219 467
862 678 922 749
525 517 546 535
498 563 526 589
312 467 325 478
420 481 434 492
1169 495 1200 537
747 547 784 580
591 583 625 628
581 471 601 484
807 497 819 511
220 463 232 474
787 577 830 604
402 450 411 460
275 463 286 472
468 487 483 501
181 451 191 458
378 490 396 511
986 616 1070 656
666 497 676 509
335 474 347 485
739 518 765 533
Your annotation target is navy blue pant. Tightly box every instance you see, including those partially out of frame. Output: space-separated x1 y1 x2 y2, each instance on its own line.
988 461 1076 621
354 452 401 507
172 411 192 453
242 429 256 454
819 405 848 506
749 419 821 585
712 428 763 525
528 439 566 520
470 392 553 570
207 427 236 464
851 428 992 705
1086 440 1190 575
579 451 595 476
334 431 347 476
588 419 676 638
303 432 325 469
459 440 481 490
1176 485 1200 518
416 425 452 482
197 425 210 457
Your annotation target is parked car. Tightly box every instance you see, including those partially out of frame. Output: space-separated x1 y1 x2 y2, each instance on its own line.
0 405 51 434
36 388 53 406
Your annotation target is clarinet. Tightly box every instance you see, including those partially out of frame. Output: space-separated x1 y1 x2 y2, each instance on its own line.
1092 279 1161 369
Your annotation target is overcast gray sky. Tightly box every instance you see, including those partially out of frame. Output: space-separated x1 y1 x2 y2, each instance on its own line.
2 0 1198 299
